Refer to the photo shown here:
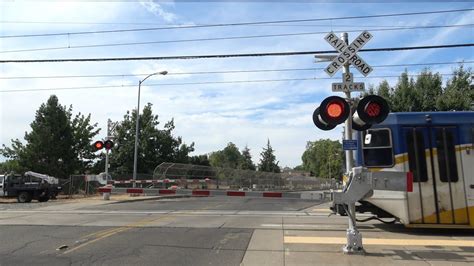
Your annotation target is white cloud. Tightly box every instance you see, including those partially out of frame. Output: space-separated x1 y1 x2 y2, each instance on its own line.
139 0 178 23
1 1 472 168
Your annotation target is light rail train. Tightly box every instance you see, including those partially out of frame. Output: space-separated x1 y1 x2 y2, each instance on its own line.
354 112 473 229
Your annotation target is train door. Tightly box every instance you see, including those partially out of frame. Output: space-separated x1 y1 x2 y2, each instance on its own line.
0 175 4 197
403 127 469 225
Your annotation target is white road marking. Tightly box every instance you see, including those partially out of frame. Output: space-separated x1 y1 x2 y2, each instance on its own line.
0 209 335 217
284 236 474 247
262 224 347 229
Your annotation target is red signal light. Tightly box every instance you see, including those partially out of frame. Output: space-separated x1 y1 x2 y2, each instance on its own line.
352 95 389 131
93 140 104 150
326 101 344 118
104 140 114 150
365 102 381 117
313 96 350 131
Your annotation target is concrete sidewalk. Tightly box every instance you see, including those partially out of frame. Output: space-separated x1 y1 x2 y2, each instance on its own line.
241 227 474 265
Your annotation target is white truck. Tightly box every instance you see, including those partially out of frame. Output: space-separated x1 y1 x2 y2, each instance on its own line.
0 171 62 203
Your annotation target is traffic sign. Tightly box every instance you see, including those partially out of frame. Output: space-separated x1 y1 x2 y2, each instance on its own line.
332 82 365 92
324 31 373 77
107 119 118 139
332 73 365 92
343 140 358 150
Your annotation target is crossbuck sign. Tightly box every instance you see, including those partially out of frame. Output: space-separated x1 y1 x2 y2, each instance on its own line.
324 31 373 77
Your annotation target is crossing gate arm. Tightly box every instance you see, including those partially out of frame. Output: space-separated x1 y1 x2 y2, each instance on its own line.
97 187 318 199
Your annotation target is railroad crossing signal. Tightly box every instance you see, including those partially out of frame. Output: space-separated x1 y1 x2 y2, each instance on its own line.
313 31 388 255
324 31 373 77
93 140 114 151
313 31 389 131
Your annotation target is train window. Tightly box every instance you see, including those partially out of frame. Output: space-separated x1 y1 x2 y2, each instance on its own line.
406 129 428 182
362 128 394 167
436 129 458 183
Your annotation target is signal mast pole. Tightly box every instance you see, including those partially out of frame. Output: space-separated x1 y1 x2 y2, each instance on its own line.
340 32 362 254
105 120 110 176
342 32 354 172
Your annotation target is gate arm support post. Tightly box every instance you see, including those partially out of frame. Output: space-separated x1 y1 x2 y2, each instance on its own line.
332 167 409 254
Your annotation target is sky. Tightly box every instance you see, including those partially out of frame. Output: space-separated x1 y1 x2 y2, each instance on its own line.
0 0 473 168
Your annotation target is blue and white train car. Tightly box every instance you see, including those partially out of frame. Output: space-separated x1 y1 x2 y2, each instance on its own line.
355 112 474 229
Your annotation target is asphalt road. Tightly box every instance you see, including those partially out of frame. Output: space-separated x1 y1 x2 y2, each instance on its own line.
0 197 321 266
0 225 252 266
91 196 318 212
1 196 473 265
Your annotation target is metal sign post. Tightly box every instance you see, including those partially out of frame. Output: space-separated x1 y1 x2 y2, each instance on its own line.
105 119 118 176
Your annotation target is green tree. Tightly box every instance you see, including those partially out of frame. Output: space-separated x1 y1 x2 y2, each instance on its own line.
362 66 472 112
436 65 473 111
392 70 418 112
293 165 305 171
301 139 343 179
69 111 100 173
258 140 280 173
1 95 99 178
209 142 242 169
239 146 256 170
189 154 210 166
376 80 392 108
414 69 443 111
109 103 194 175
0 160 24 174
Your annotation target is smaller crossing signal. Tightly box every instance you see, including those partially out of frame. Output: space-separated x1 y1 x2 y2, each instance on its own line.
104 140 114 150
352 95 389 131
93 140 115 151
93 140 104 150
313 96 350 131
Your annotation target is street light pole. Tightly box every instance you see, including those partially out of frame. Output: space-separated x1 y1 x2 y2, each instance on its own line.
132 70 167 187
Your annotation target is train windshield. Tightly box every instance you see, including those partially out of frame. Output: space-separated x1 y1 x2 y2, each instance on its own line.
362 128 394 167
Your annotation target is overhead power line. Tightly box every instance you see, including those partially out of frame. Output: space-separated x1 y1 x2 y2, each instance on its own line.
1 43 473 64
1 24 472 54
1 61 471 80
0 8 472 38
0 73 457 93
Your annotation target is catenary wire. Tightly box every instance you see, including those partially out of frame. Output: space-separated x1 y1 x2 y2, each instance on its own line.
1 24 472 54
0 73 457 93
1 43 473 63
0 61 471 80
0 8 472 38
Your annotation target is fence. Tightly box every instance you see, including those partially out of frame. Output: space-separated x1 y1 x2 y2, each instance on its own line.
148 163 336 191
65 163 338 195
64 175 104 198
